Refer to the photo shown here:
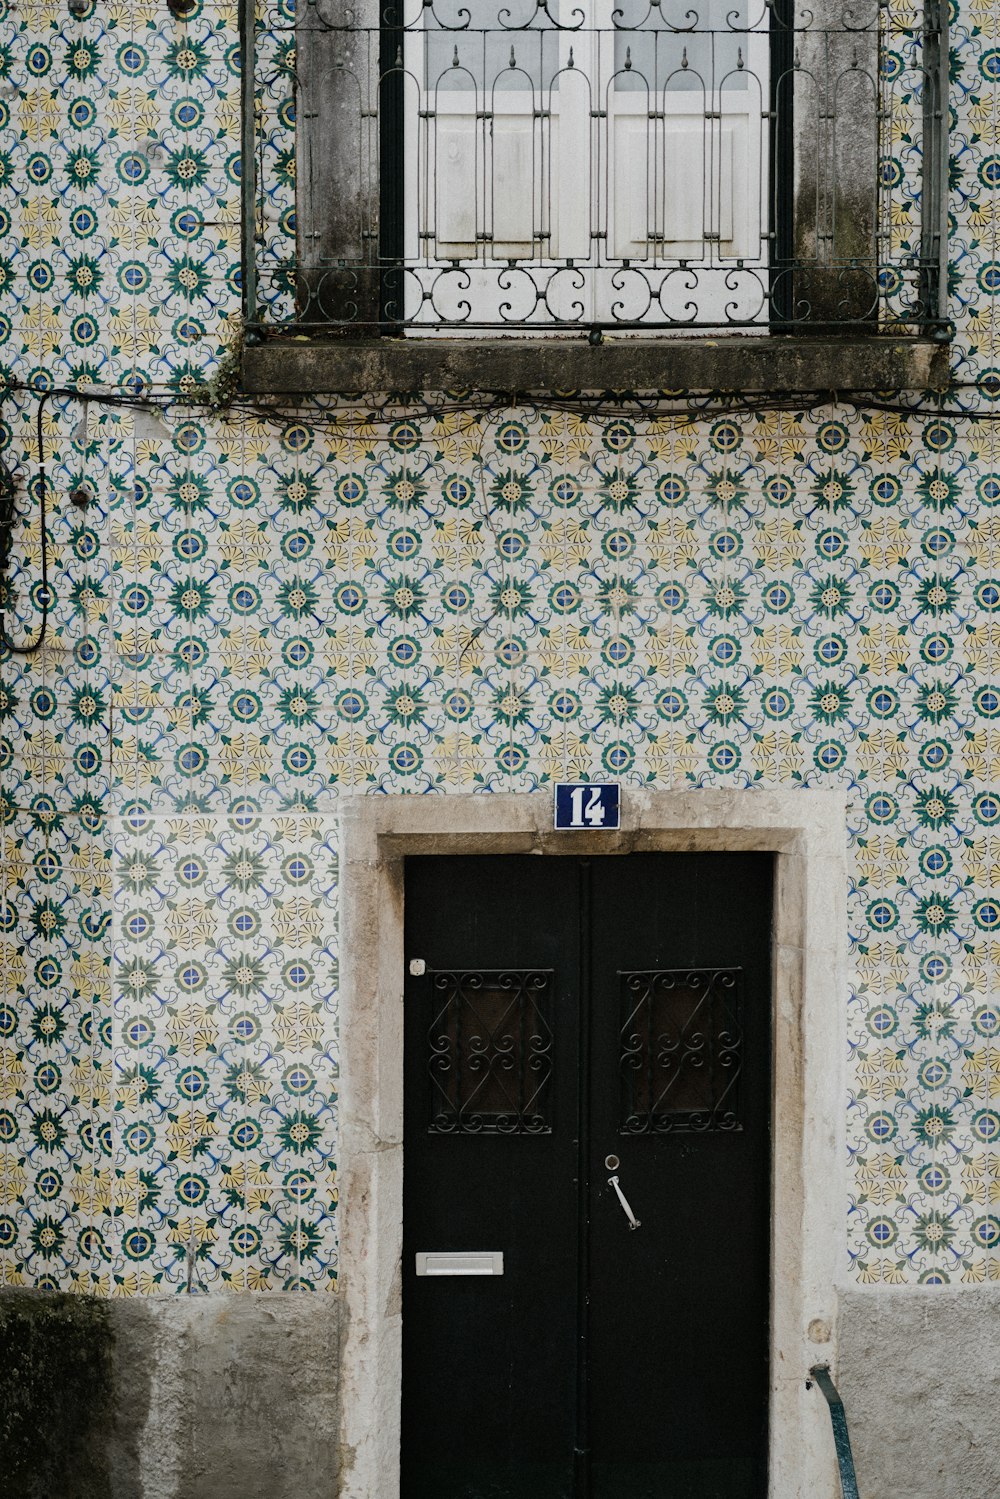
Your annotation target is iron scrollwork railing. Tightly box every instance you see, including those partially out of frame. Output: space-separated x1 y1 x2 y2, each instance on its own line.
426 968 554 1133
240 0 949 336
619 967 743 1133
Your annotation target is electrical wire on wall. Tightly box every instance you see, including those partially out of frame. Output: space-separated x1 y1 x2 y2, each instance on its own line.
0 393 51 983
3 373 1000 441
0 394 50 656
0 370 994 674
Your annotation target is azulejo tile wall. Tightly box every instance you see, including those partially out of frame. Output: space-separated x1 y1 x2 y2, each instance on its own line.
0 0 998 1296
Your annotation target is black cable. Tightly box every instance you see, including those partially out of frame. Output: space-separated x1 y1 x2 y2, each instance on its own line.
0 394 49 656
3 374 1000 431
0 455 16 575
0 372 991 667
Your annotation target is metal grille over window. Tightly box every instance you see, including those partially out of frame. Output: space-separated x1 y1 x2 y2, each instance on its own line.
426 970 554 1133
619 968 743 1133
241 0 949 335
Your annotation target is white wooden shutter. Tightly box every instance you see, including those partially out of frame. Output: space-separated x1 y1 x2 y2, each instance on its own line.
407 0 768 327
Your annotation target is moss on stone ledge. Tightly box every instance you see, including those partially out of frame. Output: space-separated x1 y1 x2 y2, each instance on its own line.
0 1291 114 1499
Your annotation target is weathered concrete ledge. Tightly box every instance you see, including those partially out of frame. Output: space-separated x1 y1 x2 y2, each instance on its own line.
837 1286 1000 1499
0 1290 341 1499
0 1283 998 1498
241 334 949 397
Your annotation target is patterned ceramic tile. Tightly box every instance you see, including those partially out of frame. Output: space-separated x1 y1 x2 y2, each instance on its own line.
0 0 997 1294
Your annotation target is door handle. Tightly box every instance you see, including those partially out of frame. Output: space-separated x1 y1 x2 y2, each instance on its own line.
607 1173 641 1231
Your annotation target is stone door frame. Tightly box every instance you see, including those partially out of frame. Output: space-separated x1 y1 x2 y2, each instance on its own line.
337 789 848 1499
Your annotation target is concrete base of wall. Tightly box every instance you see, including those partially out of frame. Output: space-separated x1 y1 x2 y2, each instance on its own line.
2 1284 998 1499
0 1291 341 1499
838 1287 1000 1499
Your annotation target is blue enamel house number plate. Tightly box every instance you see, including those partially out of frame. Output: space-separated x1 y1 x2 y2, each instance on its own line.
554 783 621 831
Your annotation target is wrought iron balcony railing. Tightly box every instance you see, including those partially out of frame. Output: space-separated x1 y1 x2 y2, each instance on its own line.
239 0 949 338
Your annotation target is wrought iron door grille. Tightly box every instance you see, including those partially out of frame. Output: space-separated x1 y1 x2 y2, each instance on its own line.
619 968 743 1133
241 0 949 336
426 969 554 1133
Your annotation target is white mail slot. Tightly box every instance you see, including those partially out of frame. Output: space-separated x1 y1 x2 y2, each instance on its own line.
415 1252 504 1277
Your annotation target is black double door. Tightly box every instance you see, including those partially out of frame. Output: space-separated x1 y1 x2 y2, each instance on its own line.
402 853 773 1499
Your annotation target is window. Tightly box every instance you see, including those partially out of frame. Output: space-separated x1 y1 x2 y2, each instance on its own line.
387 0 768 328
240 0 950 387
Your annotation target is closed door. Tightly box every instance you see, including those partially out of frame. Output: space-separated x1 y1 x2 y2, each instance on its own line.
402 853 772 1499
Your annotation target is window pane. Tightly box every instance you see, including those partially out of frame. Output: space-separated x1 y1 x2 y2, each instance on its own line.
614 0 751 92
619 968 743 1133
427 970 555 1134
425 0 563 91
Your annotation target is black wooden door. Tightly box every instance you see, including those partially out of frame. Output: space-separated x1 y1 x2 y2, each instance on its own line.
402 854 772 1499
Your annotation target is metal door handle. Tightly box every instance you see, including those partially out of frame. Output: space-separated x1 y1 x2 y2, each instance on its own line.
608 1173 641 1230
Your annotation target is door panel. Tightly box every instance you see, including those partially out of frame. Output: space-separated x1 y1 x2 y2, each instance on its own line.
402 853 772 1499
587 854 772 1499
402 857 582 1499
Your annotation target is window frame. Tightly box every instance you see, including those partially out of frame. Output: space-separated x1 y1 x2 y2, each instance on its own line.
239 0 951 393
